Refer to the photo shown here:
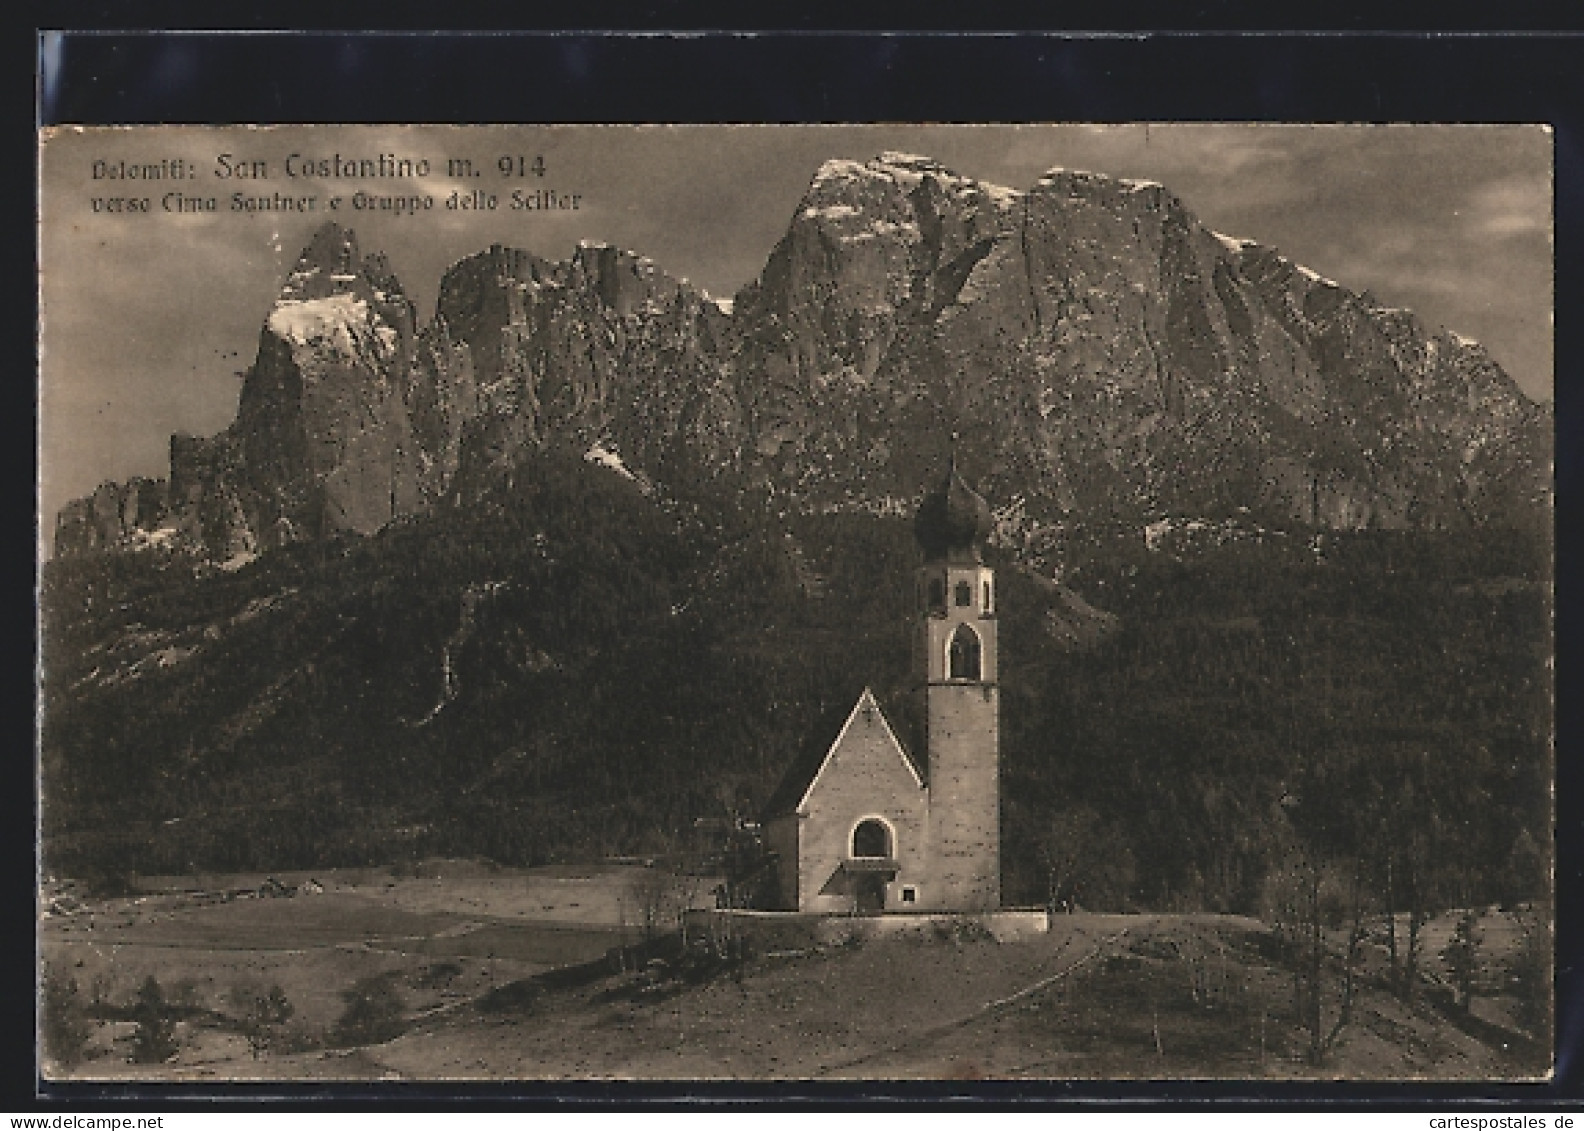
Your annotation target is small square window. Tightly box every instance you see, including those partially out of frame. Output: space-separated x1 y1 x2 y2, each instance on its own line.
901 886 917 904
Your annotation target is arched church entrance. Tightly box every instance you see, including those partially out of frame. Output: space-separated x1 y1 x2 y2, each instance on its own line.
850 817 894 913
852 818 891 858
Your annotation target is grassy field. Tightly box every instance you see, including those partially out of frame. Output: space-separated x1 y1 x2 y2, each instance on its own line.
39 866 1546 1083
39 860 703 1078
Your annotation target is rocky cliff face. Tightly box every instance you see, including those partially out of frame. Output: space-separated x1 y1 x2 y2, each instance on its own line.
233 223 430 547
56 225 434 562
53 476 169 557
426 240 739 503
54 154 1551 563
723 154 1550 536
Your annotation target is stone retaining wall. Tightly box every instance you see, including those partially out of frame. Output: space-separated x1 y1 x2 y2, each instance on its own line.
683 908 1049 952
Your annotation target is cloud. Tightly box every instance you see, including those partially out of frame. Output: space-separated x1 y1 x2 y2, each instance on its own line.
1463 173 1551 239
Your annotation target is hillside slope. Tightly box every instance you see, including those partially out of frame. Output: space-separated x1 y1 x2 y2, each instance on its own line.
39 439 1550 921
163 914 1546 1081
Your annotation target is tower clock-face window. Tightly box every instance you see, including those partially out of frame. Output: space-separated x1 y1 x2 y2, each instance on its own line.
948 623 982 680
954 580 972 607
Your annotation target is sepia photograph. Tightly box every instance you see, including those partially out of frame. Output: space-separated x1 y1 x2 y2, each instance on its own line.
36 123 1554 1083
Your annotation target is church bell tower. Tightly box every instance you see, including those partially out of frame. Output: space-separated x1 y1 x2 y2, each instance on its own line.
914 456 1000 911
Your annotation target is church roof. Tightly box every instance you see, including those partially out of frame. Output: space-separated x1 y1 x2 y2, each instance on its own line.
761 687 926 819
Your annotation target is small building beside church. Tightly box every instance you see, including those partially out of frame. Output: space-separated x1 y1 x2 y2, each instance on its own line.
762 460 1001 914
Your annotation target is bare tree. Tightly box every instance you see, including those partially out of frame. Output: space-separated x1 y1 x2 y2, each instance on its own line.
1035 806 1135 912
1507 903 1552 1038
1441 909 1482 1015
625 862 699 946
1262 842 1352 1066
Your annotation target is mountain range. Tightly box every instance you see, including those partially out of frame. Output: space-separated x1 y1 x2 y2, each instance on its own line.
54 152 1551 564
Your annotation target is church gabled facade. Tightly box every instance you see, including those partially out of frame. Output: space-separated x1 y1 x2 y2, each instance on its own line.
762 460 1001 914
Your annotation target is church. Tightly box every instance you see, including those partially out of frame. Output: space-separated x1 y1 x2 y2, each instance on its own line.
762 460 1001 914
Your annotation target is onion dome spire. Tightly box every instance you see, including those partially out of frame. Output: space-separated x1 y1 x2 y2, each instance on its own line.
914 449 992 563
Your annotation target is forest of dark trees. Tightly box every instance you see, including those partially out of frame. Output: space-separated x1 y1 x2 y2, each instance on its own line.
40 446 1551 929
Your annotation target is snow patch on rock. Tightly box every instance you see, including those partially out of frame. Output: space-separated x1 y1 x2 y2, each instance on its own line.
812 159 884 186
840 218 921 244
1144 515 1279 556
584 442 653 496
127 525 181 551
1295 263 1339 288
976 182 1023 209
268 293 397 362
802 203 860 221
1211 230 1259 254
269 293 367 345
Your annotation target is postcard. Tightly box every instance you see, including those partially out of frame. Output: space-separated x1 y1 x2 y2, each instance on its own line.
37 123 1554 1082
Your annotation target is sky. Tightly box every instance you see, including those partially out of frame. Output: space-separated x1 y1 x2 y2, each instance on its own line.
39 124 1553 530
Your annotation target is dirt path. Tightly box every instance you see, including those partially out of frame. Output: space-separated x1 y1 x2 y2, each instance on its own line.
815 924 1131 1078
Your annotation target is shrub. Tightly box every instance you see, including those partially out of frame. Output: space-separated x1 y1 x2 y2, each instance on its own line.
232 982 295 1058
41 970 92 1069
934 914 995 946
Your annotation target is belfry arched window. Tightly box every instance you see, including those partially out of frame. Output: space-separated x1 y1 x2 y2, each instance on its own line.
954 580 973 607
852 818 892 859
948 623 982 680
